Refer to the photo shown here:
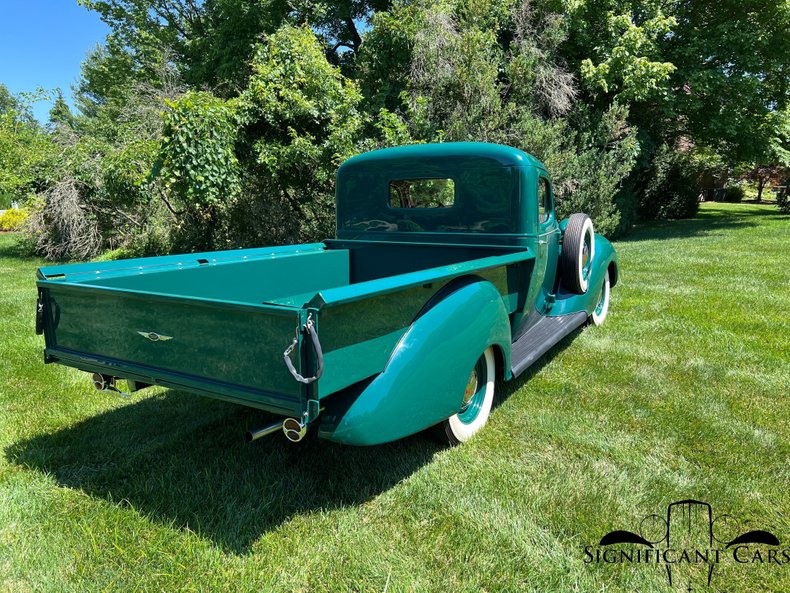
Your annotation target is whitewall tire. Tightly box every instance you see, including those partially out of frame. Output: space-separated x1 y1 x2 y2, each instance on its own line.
438 347 496 445
590 273 610 326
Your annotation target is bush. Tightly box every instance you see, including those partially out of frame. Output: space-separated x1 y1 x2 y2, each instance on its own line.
153 91 241 252
720 185 745 202
545 105 640 237
236 25 367 246
25 179 103 260
777 186 789 213
0 207 28 231
638 147 699 220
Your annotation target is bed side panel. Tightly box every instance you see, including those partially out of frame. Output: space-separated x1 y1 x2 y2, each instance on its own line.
316 261 524 397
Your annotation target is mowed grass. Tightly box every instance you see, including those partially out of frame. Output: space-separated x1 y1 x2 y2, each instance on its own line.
1 202 788 593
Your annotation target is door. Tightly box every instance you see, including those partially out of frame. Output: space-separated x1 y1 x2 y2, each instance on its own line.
536 174 560 311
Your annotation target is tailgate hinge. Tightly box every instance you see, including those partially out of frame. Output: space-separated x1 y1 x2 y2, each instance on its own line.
35 291 45 335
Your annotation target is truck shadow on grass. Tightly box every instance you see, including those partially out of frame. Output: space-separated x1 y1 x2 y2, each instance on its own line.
4 394 442 555
4 328 582 557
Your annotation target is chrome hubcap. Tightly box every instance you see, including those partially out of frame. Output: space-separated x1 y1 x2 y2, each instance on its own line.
462 368 479 409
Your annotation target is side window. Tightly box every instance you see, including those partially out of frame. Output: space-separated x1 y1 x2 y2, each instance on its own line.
538 177 552 224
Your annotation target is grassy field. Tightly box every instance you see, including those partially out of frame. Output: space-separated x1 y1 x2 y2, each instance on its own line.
1 203 788 592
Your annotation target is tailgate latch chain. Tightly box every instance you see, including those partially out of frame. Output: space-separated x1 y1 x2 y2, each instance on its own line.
283 315 324 384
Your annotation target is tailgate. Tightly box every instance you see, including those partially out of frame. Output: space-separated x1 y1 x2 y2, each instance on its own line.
38 282 305 415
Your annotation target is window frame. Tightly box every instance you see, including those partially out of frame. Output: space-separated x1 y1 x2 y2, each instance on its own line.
537 175 554 227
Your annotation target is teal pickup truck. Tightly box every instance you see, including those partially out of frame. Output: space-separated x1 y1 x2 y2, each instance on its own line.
35 143 618 446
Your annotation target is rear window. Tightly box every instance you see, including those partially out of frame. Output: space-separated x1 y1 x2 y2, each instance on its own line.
389 178 455 209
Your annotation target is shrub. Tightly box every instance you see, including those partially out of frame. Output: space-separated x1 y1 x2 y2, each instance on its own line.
154 91 241 252
777 186 789 213
720 185 744 202
0 207 28 231
25 178 103 260
157 92 240 211
638 147 699 220
544 105 640 237
236 25 367 246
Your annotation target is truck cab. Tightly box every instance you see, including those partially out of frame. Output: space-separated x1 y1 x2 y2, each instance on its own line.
334 142 613 337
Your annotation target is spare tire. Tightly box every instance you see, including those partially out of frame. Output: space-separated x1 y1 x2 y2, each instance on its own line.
561 213 595 294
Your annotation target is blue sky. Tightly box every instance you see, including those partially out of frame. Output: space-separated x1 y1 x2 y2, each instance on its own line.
0 1 109 122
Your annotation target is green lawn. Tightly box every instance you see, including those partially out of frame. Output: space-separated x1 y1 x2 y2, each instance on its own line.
1 203 788 593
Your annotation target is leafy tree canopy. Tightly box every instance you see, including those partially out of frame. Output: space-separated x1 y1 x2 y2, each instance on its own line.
3 0 788 259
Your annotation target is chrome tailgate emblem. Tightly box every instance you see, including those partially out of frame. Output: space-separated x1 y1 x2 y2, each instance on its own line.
137 331 173 342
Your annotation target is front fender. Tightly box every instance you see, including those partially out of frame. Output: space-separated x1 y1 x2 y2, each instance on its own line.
551 233 618 316
318 279 511 445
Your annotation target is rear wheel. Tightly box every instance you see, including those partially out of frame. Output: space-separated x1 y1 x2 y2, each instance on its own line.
436 347 495 445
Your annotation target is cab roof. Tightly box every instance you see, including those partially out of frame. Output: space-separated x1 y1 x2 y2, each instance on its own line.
339 142 545 171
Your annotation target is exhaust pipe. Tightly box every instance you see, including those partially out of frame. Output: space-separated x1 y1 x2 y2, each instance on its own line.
245 420 284 443
282 417 307 443
92 373 114 391
91 373 130 397
245 417 309 443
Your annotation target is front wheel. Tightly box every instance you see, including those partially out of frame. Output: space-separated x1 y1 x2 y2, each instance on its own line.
435 347 496 445
589 272 611 326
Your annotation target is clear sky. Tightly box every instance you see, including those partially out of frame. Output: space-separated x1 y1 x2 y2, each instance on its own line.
0 0 110 122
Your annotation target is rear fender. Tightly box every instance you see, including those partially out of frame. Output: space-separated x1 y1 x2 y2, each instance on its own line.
318 278 511 445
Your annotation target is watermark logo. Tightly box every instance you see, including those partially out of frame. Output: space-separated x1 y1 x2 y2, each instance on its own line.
583 499 787 591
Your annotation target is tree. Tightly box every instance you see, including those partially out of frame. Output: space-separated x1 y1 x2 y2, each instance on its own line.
573 8 677 104
743 164 788 202
355 0 639 235
79 1 392 95
0 85 56 206
155 91 240 250
14 0 790 260
48 91 76 129
665 0 789 165
235 24 368 243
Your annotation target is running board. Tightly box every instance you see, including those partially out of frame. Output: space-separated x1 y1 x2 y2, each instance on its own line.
511 312 588 377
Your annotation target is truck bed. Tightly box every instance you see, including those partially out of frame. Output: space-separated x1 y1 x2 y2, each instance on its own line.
37 241 534 414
